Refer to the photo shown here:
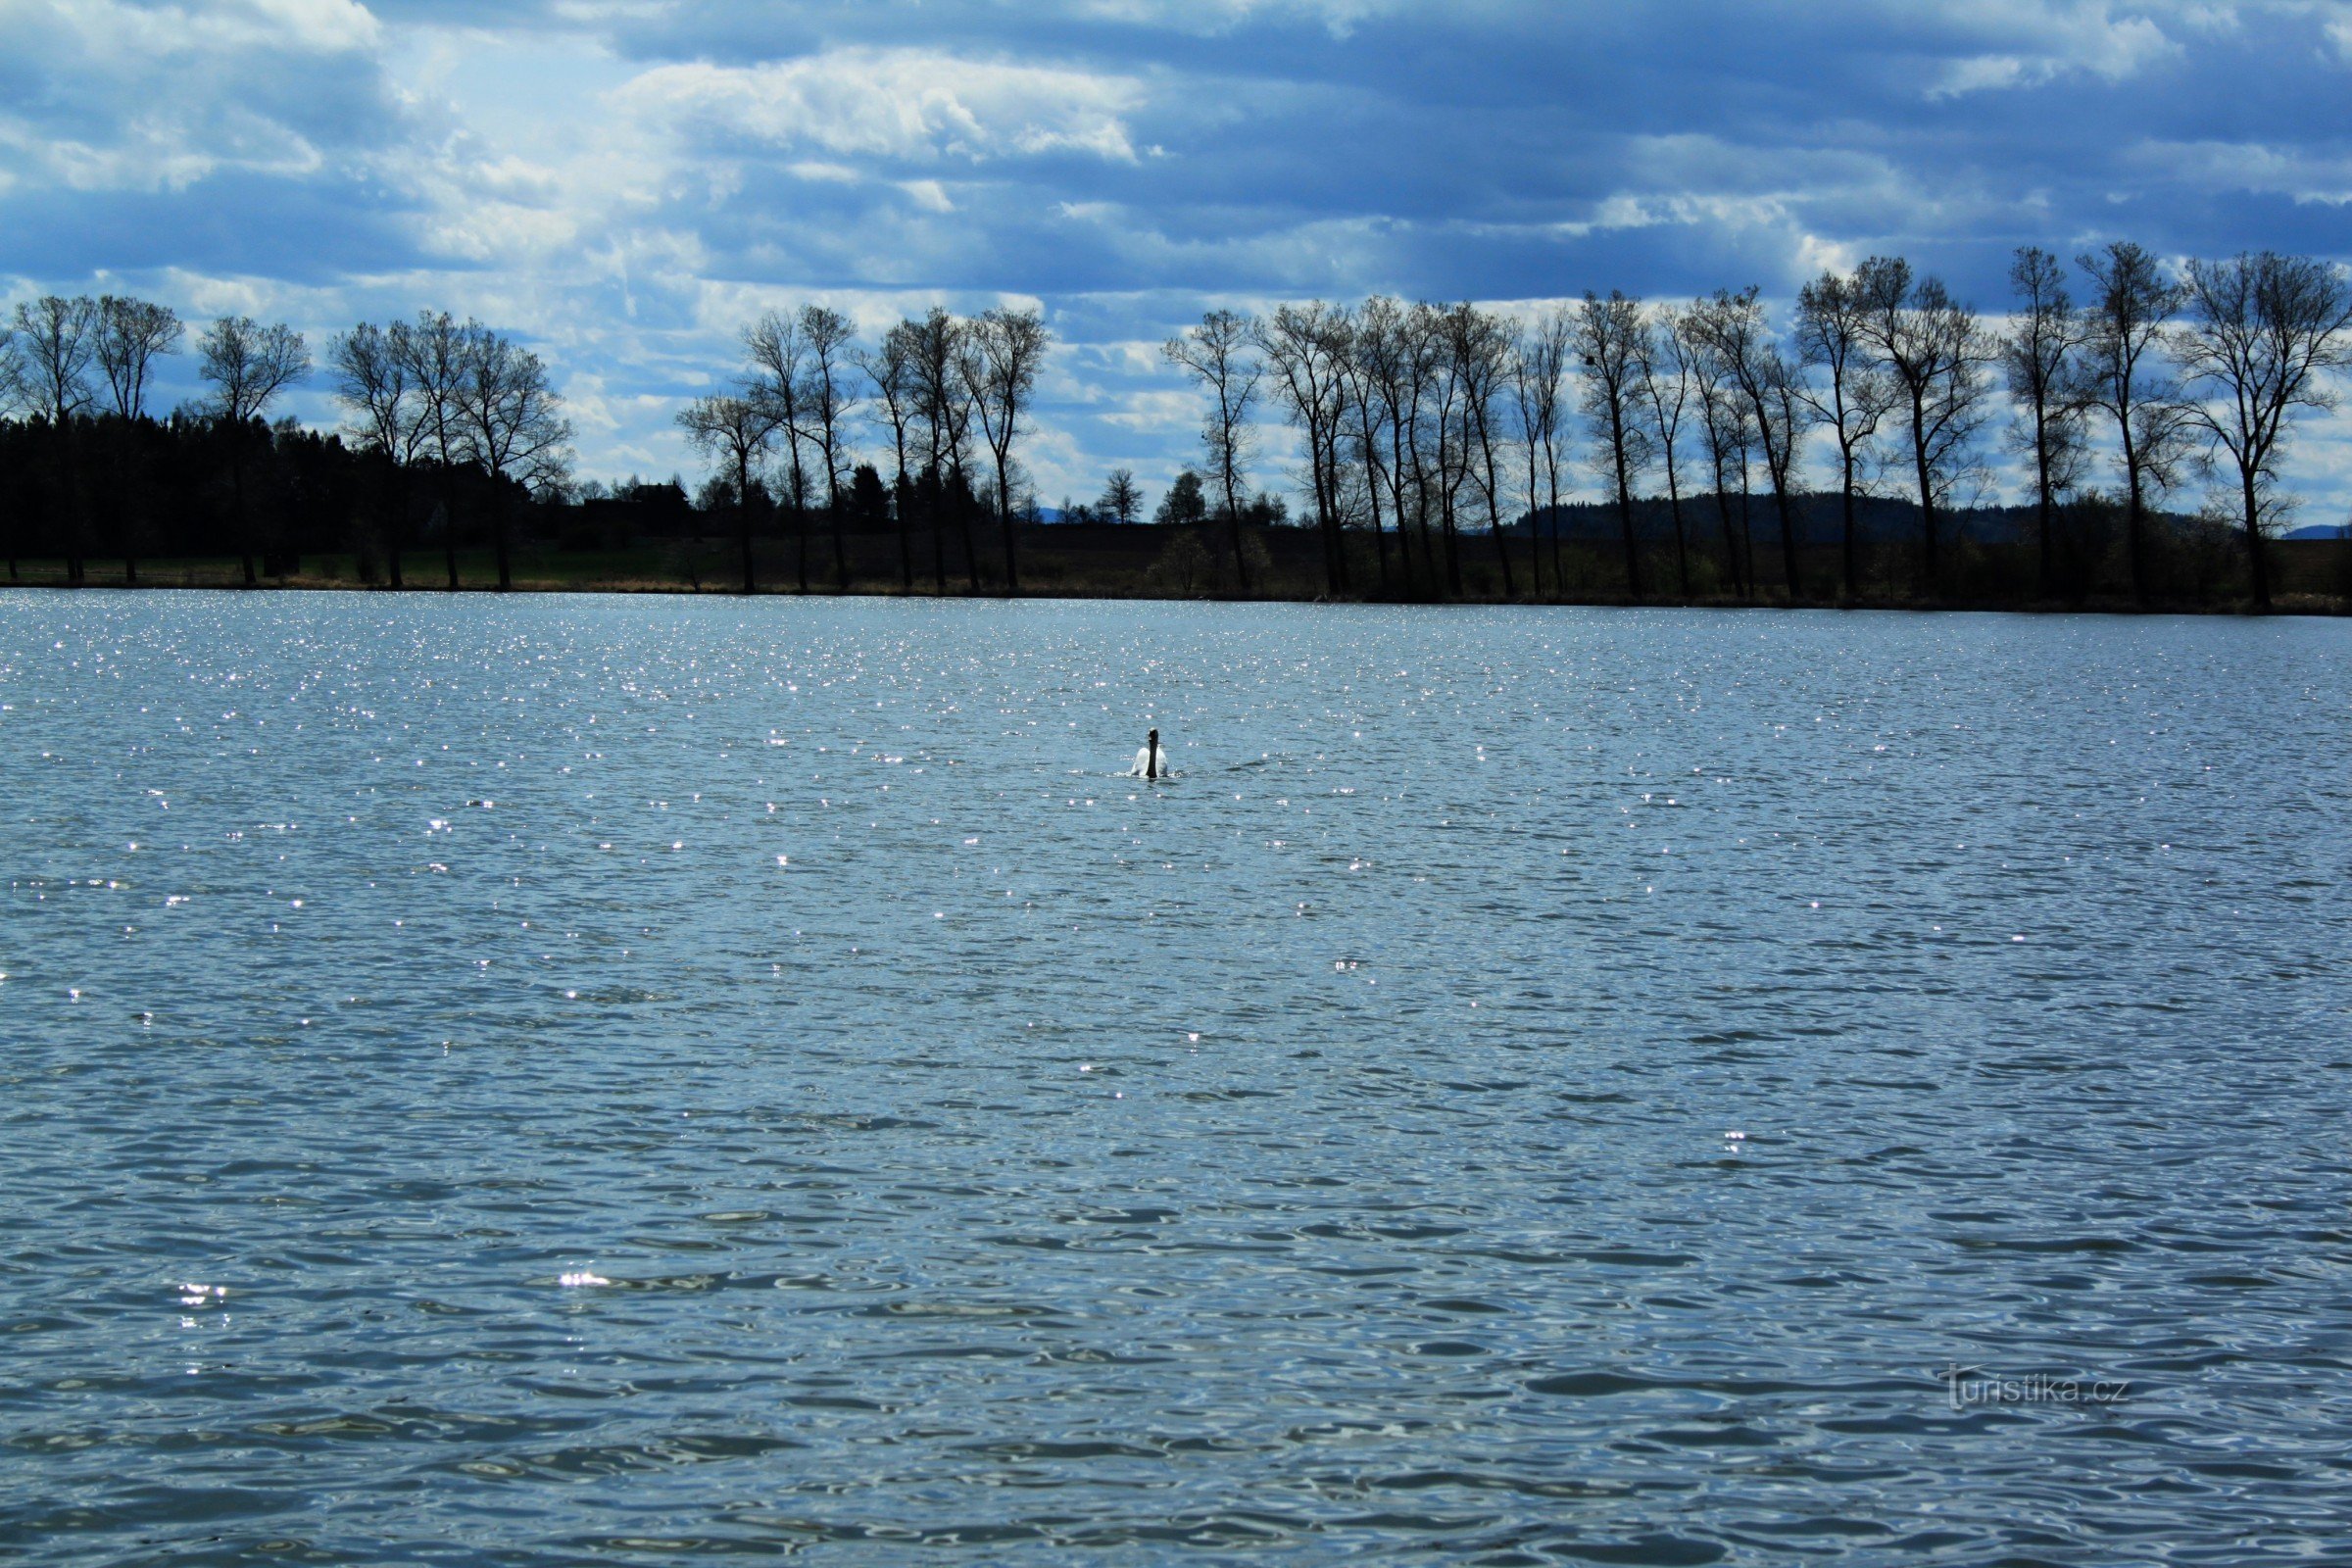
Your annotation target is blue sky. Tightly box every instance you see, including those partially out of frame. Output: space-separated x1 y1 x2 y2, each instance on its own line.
5 0 2350 519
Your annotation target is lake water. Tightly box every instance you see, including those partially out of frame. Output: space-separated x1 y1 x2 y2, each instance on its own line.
4 591 2350 1565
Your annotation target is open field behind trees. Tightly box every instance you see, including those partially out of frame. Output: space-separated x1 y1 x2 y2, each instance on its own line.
6 243 2348 613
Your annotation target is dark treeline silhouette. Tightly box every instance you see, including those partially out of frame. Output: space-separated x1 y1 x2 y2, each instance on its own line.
4 243 2348 608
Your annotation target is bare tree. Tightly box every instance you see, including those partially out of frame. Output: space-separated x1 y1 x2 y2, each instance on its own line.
2174 251 2352 610
965 305 1051 596
1446 303 1520 598
1690 287 1809 600
199 315 309 587
1419 305 1482 596
2000 247 2090 599
799 304 859 590
85 296 181 584
12 297 100 581
1098 467 1143 525
390 311 471 590
330 322 408 455
2076 241 2191 603
456 328 571 592
1399 303 1449 589
1332 304 1395 593
678 393 786 595
1687 318 1755 598
1795 268 1897 600
13 296 99 424
1162 308 1262 590
1855 258 1995 593
1511 305 1572 598
1690 319 1758 600
330 319 429 589
859 322 920 590
1573 290 1654 598
0 320 21 581
1258 301 1354 596
904 308 976 591
95 297 181 420
1634 304 1698 597
745 311 816 593
0 320 23 416
200 317 309 427
1357 296 1437 594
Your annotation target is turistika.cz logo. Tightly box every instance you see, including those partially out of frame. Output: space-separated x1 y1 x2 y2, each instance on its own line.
1938 1365 2132 1411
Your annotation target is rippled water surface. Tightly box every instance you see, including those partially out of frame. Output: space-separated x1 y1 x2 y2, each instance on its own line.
5 591 2351 1565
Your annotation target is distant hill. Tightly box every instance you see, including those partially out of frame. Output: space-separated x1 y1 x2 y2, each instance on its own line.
2284 523 2350 541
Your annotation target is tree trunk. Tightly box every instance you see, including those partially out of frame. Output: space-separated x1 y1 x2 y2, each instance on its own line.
1840 451 1858 602
823 441 848 592
930 481 947 594
1614 479 1640 599
1738 475 1756 598
738 451 757 596
2034 424 2052 601
893 445 912 593
232 434 256 588
2241 464 2271 612
1221 446 1250 594
1713 484 1743 599
386 466 406 591
1910 399 1936 594
830 498 849 593
998 466 1018 598
1546 461 1563 597
62 429 81 586
1320 439 1347 597
493 485 513 592
958 475 980 593
441 467 460 591
1438 461 1462 597
2124 459 2146 605
1775 487 1801 601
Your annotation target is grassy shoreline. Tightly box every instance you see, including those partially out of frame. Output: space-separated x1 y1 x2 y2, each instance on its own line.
5 537 2346 617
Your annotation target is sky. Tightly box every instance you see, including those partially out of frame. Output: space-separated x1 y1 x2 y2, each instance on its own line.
4 0 2350 521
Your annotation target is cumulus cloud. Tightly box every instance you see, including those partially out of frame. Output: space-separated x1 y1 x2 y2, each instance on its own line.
613 50 1147 165
0 0 399 195
1924 2 2184 98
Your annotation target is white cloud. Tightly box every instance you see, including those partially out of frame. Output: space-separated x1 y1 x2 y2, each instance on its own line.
2131 138 2352 205
900 178 956 213
39 0 380 58
1926 2 2184 97
612 49 1147 166
0 0 394 193
1064 0 1416 36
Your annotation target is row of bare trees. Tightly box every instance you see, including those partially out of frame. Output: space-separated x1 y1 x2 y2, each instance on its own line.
677 303 1049 596
10 250 2345 605
1156 247 2350 606
1 294 308 584
1 293 574 591
328 314 573 592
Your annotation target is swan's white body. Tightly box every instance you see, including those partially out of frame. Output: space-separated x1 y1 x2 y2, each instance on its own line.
1130 743 1170 779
